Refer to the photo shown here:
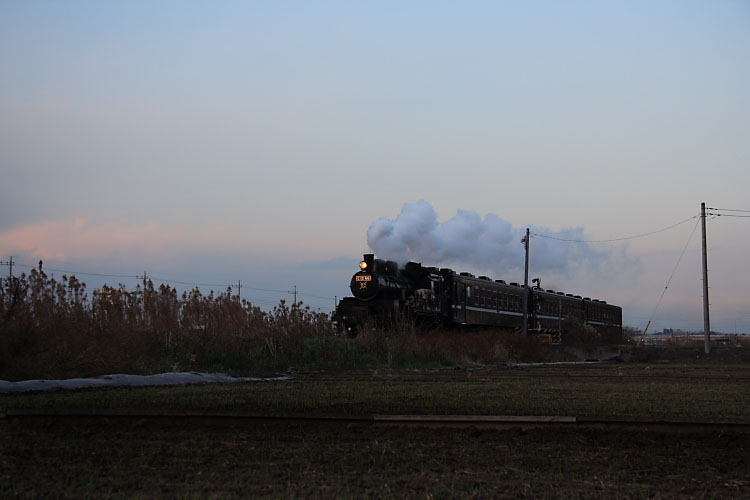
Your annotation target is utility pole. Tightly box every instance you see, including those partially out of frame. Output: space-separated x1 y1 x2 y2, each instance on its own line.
522 228 530 336
701 202 711 354
293 285 297 305
0 256 13 278
140 271 148 320
237 280 241 301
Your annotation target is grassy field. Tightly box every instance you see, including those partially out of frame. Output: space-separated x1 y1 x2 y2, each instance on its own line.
3 364 749 422
2 363 749 498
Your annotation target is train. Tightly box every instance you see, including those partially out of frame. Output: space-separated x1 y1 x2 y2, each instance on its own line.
333 254 622 342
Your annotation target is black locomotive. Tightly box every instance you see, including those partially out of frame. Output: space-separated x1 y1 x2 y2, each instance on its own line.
333 254 622 341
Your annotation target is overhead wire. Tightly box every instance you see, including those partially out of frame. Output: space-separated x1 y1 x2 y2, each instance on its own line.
706 206 750 218
706 207 750 213
11 261 140 279
707 213 750 218
527 210 726 333
149 277 233 288
642 218 701 330
3 261 333 302
531 215 699 243
297 291 337 300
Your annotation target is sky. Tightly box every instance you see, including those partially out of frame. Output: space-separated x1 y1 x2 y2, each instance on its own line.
1 1 749 333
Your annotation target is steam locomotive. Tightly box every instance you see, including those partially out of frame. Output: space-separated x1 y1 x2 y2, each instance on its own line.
333 254 622 341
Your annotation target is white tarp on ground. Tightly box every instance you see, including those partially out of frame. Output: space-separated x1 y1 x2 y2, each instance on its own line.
0 372 291 393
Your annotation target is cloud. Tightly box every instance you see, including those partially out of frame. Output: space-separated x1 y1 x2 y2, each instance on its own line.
367 199 609 278
0 217 223 262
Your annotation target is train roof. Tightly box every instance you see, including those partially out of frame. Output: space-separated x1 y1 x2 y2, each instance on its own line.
386 258 619 308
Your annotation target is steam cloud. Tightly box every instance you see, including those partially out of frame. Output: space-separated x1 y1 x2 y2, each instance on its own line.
367 200 606 280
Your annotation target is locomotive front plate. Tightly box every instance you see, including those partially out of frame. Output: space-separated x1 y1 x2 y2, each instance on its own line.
351 271 378 300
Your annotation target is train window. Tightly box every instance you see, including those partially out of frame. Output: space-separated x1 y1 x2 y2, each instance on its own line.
467 286 472 298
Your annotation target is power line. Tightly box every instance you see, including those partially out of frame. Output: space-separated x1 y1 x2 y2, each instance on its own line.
707 213 750 218
3 259 333 303
297 291 336 300
644 219 701 331
532 215 698 243
148 276 233 288
11 261 139 279
706 207 750 213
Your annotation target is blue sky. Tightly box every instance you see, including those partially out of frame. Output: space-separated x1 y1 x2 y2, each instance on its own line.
1 1 749 332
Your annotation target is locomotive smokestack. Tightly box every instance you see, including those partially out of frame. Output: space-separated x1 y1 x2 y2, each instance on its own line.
363 254 374 270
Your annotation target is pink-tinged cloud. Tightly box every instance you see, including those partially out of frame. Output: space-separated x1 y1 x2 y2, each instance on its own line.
0 217 229 261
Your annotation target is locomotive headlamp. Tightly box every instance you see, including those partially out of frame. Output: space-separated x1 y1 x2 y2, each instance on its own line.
359 261 368 270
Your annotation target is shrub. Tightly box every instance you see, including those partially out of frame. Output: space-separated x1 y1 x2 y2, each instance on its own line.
0 273 332 380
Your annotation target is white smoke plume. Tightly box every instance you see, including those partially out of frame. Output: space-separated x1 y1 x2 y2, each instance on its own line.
367 199 607 280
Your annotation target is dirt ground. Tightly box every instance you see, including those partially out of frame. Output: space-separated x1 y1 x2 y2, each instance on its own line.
3 417 748 499
3 353 749 498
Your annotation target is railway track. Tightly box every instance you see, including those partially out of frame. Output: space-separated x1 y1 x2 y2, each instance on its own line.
3 409 748 433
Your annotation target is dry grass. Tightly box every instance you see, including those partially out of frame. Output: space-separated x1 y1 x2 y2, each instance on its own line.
0 271 330 380
355 322 569 367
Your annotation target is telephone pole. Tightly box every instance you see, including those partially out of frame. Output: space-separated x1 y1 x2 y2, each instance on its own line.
522 228 530 336
140 271 149 320
701 202 711 354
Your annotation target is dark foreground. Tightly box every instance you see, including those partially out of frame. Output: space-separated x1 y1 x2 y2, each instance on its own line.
3 362 750 498
2 417 748 499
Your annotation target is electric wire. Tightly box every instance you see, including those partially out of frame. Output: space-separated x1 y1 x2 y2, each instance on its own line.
297 291 337 300
531 215 698 243
533 215 698 242
2 262 333 302
643 218 701 333
10 262 139 279
149 277 233 288
706 207 750 213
